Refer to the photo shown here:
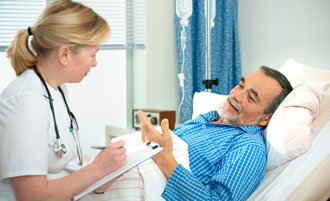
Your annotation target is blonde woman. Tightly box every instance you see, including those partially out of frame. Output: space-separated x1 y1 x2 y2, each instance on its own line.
0 0 126 200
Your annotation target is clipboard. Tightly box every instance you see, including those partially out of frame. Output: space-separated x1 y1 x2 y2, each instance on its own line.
74 141 164 200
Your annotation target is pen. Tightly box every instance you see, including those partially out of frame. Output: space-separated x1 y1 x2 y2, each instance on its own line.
90 146 106 150
91 141 159 150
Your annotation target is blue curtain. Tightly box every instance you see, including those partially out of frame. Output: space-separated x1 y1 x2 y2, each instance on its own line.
176 0 241 123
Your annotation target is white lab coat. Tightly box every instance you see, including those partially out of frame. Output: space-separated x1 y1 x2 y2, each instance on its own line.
0 69 79 201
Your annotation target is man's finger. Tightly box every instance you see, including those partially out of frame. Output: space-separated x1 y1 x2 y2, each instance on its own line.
161 119 171 141
141 131 148 142
161 118 169 133
139 110 151 141
138 110 157 133
138 110 150 126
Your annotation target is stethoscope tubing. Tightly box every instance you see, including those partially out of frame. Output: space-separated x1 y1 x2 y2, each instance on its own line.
32 65 83 165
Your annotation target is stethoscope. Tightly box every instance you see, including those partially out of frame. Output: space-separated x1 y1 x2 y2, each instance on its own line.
33 65 83 166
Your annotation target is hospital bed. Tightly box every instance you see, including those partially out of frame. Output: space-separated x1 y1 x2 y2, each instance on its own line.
82 58 330 201
192 59 330 201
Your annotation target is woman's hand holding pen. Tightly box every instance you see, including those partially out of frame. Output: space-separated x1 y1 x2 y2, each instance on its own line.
92 140 127 177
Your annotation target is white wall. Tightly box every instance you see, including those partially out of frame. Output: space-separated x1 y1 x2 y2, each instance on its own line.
238 0 330 75
68 50 127 128
145 0 178 110
133 0 178 111
68 50 127 157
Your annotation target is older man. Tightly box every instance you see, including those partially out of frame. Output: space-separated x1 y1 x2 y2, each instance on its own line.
139 66 293 201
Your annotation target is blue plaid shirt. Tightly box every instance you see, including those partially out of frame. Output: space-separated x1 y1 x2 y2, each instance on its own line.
161 111 267 201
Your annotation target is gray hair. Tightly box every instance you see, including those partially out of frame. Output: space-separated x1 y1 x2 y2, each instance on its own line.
260 66 293 114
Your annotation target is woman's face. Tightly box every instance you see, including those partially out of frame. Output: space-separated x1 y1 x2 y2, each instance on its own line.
67 44 99 83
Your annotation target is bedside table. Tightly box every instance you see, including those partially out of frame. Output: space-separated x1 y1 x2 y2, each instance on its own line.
105 125 136 144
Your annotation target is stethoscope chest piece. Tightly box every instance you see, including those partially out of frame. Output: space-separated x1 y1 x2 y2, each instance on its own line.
53 139 67 158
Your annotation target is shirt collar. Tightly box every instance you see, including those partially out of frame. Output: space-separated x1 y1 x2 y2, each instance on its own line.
199 110 264 133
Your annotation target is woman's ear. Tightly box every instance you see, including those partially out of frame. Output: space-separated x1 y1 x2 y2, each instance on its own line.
57 46 70 66
258 113 273 127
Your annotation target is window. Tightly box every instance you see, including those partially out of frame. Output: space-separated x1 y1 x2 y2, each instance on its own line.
76 0 145 49
0 0 145 51
0 1 45 51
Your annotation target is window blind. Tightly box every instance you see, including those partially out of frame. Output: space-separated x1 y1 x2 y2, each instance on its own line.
0 0 145 51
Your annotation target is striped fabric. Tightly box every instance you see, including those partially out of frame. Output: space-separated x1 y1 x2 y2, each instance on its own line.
162 111 267 201
80 132 146 201
81 129 190 201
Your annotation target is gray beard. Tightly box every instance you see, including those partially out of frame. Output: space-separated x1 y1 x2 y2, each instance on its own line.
217 97 265 126
217 103 239 124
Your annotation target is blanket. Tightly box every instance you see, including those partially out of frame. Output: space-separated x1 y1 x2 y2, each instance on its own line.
81 129 190 201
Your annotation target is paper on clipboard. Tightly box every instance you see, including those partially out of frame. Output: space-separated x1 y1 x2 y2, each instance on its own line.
74 141 164 200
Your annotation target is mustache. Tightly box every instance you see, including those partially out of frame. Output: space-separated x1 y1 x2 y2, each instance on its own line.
228 95 241 114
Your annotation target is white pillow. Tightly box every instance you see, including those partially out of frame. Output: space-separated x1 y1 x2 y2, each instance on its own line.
264 59 330 169
264 81 330 169
278 59 330 87
192 91 227 119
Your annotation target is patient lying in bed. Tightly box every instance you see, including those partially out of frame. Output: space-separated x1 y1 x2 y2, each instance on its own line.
82 66 293 201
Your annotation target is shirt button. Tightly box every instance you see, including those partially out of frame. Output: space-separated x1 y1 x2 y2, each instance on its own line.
202 124 206 128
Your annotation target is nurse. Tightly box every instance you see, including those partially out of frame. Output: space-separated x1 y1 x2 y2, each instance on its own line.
0 0 126 200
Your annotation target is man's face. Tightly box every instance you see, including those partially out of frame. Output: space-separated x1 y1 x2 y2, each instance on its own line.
218 70 282 126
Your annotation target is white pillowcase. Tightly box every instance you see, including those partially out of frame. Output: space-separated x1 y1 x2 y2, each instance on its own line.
192 91 227 119
264 81 330 169
191 59 330 170
264 59 330 169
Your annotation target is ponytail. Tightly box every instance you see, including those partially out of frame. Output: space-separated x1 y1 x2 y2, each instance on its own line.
6 29 37 76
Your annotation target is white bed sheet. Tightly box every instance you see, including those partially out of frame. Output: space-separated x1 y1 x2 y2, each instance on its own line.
248 120 330 201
